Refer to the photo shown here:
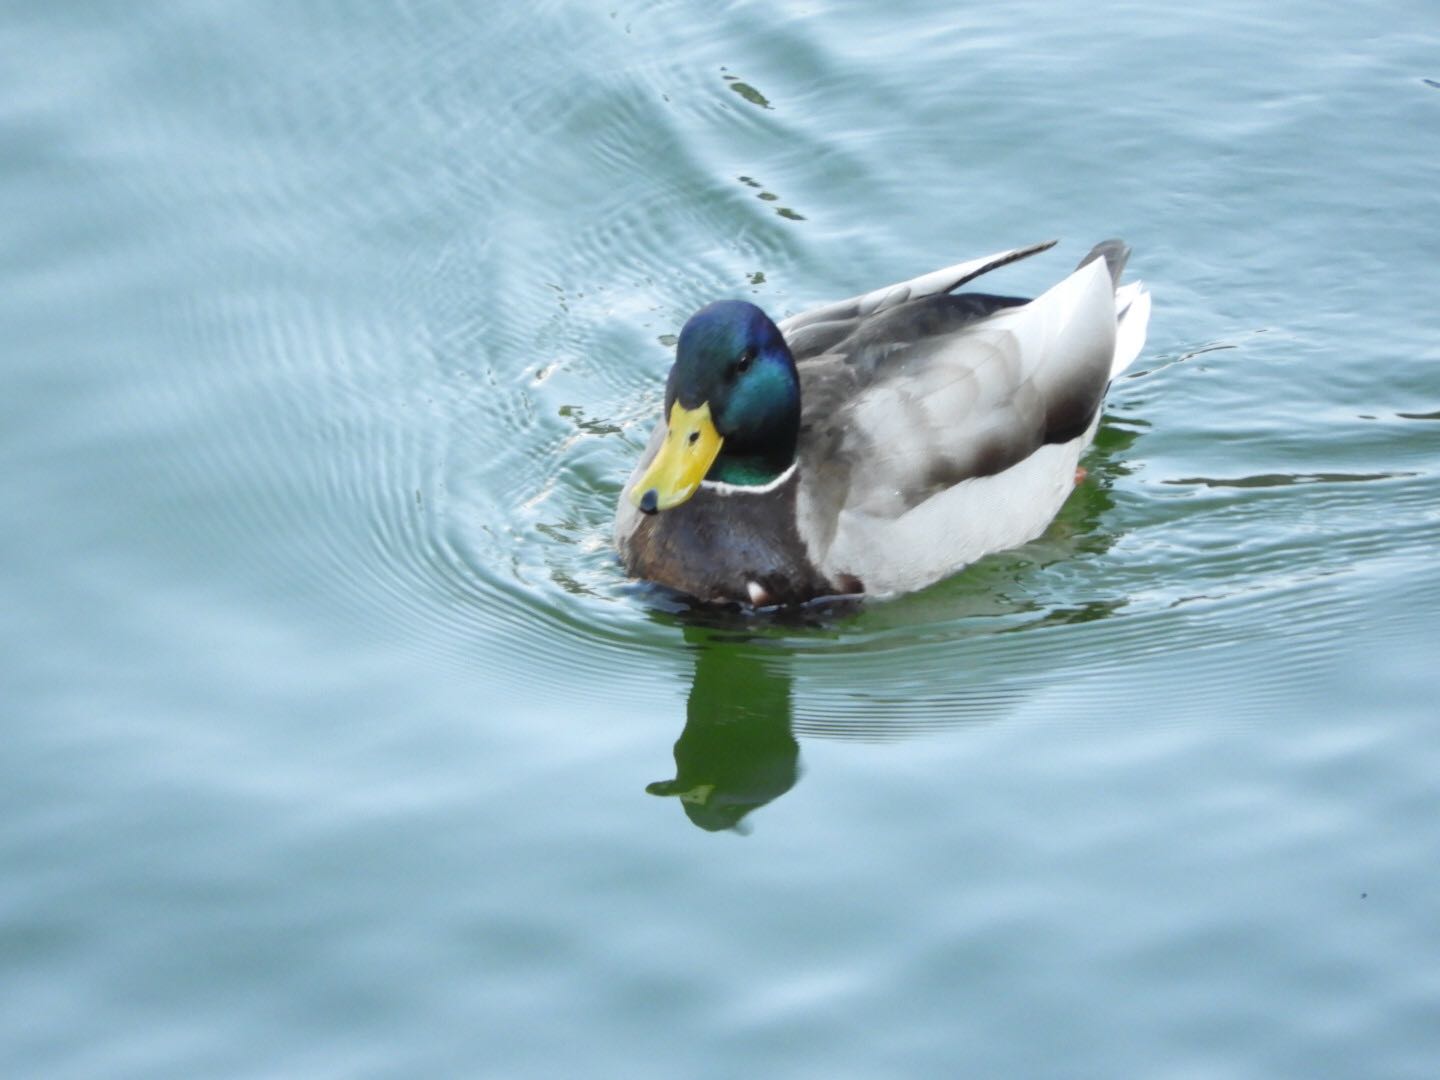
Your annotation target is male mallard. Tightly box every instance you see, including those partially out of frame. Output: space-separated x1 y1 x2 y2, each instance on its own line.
615 240 1151 606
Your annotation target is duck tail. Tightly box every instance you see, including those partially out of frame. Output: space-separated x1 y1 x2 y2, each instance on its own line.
1111 280 1151 378
1076 239 1149 378
1078 238 1131 287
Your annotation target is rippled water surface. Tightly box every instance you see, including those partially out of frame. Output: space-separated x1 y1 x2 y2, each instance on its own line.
5 2 1440 1075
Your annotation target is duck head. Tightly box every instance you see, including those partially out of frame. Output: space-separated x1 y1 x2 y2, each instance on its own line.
633 300 801 514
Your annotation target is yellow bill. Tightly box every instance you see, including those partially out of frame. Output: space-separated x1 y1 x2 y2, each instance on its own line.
631 401 723 512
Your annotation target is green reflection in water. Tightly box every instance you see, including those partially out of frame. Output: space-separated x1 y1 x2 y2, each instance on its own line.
647 630 799 833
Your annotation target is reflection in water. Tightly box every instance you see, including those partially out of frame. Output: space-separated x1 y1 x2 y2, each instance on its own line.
1162 471 1415 489
647 632 799 833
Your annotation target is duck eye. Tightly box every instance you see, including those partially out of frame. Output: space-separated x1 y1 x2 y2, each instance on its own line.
737 346 757 374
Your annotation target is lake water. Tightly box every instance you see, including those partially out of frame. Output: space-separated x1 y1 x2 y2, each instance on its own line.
4 2 1439 1075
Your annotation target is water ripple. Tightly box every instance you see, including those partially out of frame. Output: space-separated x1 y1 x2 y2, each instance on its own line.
66 0 1440 738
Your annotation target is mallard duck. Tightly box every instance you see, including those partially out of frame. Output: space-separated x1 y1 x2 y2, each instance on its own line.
615 240 1151 606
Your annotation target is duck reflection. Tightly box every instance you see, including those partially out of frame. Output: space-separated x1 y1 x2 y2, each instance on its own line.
646 632 799 833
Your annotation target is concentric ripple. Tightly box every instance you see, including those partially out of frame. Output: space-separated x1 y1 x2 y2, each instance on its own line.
54 0 1440 742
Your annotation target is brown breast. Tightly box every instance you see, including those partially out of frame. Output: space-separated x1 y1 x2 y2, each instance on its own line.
618 473 834 605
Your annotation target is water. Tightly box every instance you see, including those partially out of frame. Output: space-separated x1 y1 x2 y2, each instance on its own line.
4 1 1439 1075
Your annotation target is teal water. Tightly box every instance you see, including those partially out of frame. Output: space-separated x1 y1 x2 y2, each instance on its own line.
4 1 1439 1075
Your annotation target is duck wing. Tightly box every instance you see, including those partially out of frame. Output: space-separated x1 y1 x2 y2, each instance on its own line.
778 240 1058 363
793 248 1133 588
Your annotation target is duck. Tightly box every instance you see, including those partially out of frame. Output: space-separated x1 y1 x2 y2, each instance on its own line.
614 239 1151 607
